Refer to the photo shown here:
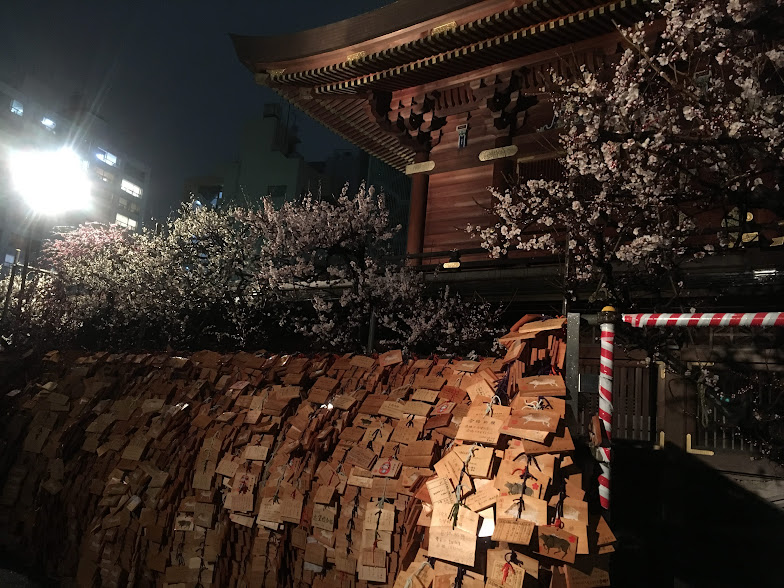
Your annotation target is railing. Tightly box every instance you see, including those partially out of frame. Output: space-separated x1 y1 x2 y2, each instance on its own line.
578 354 656 442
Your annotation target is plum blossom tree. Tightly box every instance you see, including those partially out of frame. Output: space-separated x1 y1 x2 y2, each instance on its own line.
469 0 784 304
240 183 503 352
1 185 503 355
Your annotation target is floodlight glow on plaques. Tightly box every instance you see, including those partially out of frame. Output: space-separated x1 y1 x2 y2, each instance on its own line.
10 148 92 215
478 516 495 537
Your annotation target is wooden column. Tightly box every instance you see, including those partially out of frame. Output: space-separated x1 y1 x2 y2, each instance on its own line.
405 153 430 265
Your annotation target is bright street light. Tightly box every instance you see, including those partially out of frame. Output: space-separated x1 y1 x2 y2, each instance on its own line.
10 148 92 215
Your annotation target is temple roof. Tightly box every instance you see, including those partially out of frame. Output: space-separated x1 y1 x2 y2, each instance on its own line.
232 0 649 170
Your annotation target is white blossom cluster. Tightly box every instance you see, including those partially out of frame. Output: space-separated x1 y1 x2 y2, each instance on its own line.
468 0 784 296
1 185 503 354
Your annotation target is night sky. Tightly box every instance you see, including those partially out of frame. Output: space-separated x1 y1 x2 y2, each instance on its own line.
0 0 393 220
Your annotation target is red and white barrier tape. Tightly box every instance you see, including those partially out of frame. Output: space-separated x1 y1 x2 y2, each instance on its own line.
623 312 784 328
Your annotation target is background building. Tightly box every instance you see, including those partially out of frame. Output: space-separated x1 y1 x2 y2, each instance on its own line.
0 76 151 269
186 104 411 253
220 103 324 208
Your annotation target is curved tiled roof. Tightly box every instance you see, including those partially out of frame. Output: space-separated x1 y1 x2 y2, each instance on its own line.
232 0 649 170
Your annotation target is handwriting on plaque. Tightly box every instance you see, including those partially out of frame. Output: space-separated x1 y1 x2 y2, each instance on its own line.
391 422 421 445
428 527 476 567
453 446 493 477
491 518 535 545
215 456 239 478
228 471 257 513
358 562 387 583
478 145 519 161
431 503 478 534
363 505 395 532
455 415 502 444
379 401 407 420
312 504 336 530
426 476 454 506
465 482 500 512
434 451 468 489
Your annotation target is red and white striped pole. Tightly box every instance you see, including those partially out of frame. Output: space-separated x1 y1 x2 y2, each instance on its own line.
623 312 784 328
597 306 616 511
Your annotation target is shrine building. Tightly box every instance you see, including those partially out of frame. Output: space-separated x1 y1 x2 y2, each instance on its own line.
231 0 649 267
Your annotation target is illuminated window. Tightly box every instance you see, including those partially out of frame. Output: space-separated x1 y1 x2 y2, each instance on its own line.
10 99 23 116
115 213 137 230
121 179 142 198
95 167 115 183
41 116 56 130
96 148 117 166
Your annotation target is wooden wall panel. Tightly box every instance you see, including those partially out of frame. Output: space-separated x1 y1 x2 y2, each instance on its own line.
423 165 495 252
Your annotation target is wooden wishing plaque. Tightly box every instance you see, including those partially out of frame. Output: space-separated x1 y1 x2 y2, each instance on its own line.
492 517 534 545
517 374 566 397
496 494 548 526
522 427 575 455
504 408 560 432
425 476 453 506
403 400 433 417
428 526 476 567
378 349 403 367
464 480 500 512
564 564 610 587
452 445 494 478
331 395 356 410
412 388 440 403
455 415 503 445
242 444 268 461
487 548 539 581
537 525 578 563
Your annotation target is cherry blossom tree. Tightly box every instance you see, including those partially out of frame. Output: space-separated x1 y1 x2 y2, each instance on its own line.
469 0 784 304
466 0 784 460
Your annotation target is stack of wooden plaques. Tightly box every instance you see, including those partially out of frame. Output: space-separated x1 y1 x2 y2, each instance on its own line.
0 316 614 587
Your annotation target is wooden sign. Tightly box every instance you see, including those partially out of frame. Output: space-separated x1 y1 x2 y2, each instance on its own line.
405 160 435 175
478 144 518 161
